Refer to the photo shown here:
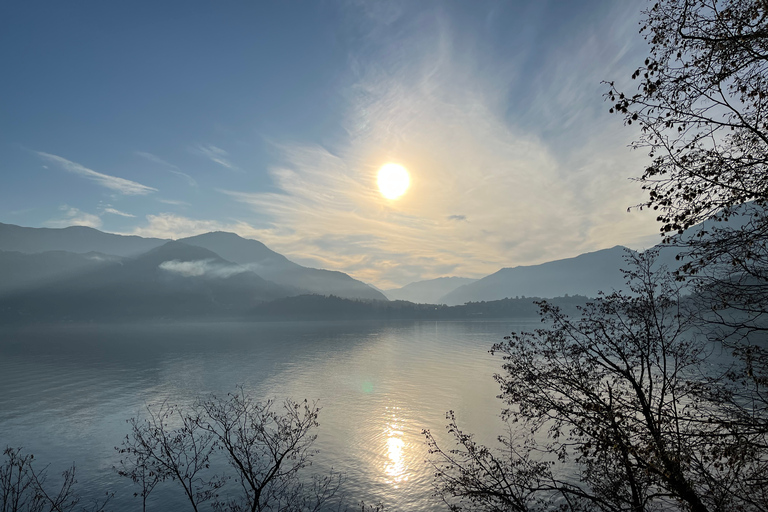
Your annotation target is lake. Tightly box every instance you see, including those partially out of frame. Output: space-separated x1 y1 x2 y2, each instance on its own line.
0 319 538 511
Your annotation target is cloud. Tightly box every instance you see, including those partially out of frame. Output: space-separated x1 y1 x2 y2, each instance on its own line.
134 151 176 168
157 199 191 206
216 3 658 288
193 145 238 171
102 207 135 218
45 206 103 229
105 4 660 289
158 259 248 278
37 152 157 195
136 151 197 186
125 213 258 240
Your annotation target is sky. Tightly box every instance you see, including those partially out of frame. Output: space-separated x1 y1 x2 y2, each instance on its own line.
0 0 661 288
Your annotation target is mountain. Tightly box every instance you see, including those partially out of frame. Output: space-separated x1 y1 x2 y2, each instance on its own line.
0 222 167 256
0 223 386 300
249 294 589 321
439 246 632 306
180 232 387 301
366 283 388 294
0 241 292 321
0 250 121 297
384 277 477 303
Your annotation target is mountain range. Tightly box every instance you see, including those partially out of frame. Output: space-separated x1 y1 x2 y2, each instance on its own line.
383 277 477 303
0 220 687 321
180 232 384 301
3 242 288 321
0 222 385 302
0 222 166 256
440 246 630 305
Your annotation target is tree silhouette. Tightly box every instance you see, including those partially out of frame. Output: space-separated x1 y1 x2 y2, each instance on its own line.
0 447 111 512
116 388 344 512
426 251 768 511
607 0 768 235
607 0 768 484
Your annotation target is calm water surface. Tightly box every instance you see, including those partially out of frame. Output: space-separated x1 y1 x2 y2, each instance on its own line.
0 320 538 511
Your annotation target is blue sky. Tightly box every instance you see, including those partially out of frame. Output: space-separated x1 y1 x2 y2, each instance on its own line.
0 0 660 287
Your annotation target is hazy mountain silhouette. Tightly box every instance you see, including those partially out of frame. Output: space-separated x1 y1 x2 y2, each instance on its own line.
0 241 292 321
180 232 387 301
0 223 386 300
0 222 167 256
0 221 705 321
249 294 589 321
439 246 632 305
384 277 477 303
0 250 121 296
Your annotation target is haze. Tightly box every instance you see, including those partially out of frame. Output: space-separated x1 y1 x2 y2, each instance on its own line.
0 0 659 289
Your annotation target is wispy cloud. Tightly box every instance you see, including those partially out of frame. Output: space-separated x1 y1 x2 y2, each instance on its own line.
103 207 135 218
45 206 103 229
38 152 157 195
108 4 658 288
135 151 175 168
135 151 197 186
215 4 657 288
159 259 248 278
157 198 191 207
193 145 238 171
125 213 257 240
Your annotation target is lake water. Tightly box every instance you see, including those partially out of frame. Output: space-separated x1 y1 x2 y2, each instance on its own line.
0 319 538 511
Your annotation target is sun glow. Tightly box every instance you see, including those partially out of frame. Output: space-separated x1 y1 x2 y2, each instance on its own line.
383 408 409 486
377 163 410 200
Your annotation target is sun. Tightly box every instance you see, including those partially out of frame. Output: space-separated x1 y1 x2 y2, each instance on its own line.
377 163 410 200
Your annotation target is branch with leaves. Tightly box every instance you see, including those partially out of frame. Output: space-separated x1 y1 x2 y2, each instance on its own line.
427 251 768 512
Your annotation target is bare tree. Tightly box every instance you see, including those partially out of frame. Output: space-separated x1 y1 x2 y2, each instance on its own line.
196 389 340 512
116 400 221 512
1 447 111 512
1 448 44 512
117 388 342 512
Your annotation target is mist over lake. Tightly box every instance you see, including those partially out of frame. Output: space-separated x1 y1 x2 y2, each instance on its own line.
4 0 767 509
0 319 534 511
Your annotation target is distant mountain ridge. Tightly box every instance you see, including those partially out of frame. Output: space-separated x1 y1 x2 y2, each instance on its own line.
0 241 292 321
384 277 477 303
0 222 167 256
436 211 751 305
439 246 632 306
0 250 120 297
0 223 386 301
0 220 703 321
180 232 386 301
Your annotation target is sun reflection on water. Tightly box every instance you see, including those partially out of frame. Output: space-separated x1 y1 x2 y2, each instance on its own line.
383 406 409 487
